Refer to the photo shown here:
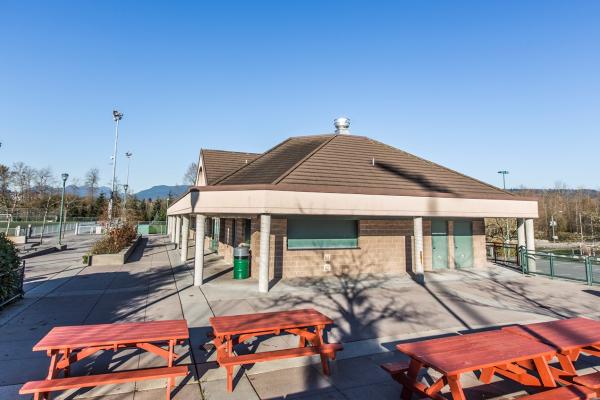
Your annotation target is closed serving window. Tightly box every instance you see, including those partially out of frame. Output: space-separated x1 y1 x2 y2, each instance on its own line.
287 218 358 250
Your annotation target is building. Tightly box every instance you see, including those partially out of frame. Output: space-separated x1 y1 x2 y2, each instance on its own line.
167 118 538 292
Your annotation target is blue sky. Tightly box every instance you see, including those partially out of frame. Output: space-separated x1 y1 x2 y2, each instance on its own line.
1 1 599 192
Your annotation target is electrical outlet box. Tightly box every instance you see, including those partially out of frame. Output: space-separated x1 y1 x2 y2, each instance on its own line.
323 263 332 272
324 254 331 262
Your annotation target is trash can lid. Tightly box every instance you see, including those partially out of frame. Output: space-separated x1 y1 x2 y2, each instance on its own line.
233 246 249 257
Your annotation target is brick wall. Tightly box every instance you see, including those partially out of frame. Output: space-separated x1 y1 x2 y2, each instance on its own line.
249 218 416 278
231 216 486 278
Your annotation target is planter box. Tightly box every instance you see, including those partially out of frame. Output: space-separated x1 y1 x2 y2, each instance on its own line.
7 236 27 245
89 235 143 266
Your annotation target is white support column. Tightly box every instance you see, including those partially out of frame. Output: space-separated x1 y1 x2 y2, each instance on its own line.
194 214 206 286
180 215 190 263
258 214 271 293
167 216 172 236
171 216 177 243
413 217 425 284
517 218 526 249
174 216 181 248
525 218 536 272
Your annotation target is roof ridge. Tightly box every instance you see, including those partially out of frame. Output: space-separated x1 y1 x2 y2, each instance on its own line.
202 149 260 155
367 137 514 197
272 135 337 184
212 138 293 185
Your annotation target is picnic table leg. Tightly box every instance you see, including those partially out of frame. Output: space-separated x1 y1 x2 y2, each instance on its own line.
401 359 423 400
63 349 70 377
41 350 60 400
315 325 330 375
224 336 235 392
167 339 175 400
480 367 495 384
447 375 466 400
556 353 577 375
533 356 557 387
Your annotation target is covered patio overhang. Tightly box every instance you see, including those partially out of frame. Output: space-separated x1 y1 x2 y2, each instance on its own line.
166 185 539 293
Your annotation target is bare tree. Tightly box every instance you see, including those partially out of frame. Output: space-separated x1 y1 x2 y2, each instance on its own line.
0 164 10 207
183 162 198 186
85 168 100 200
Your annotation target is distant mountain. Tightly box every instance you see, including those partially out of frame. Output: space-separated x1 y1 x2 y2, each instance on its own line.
65 185 111 197
134 185 188 200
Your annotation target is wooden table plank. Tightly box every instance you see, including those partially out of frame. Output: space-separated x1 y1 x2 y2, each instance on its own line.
34 320 189 351
503 318 600 352
210 308 332 337
397 330 556 375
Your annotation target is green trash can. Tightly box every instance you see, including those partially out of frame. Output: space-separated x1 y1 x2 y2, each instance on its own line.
233 247 250 279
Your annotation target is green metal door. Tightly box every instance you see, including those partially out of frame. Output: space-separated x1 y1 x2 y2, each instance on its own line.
431 220 449 269
454 221 473 268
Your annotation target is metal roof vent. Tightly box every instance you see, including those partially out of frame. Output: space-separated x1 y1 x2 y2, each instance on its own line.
334 117 350 134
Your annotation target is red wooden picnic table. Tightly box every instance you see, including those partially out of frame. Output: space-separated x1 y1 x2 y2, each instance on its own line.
209 308 343 392
503 317 600 384
26 320 189 399
395 329 558 400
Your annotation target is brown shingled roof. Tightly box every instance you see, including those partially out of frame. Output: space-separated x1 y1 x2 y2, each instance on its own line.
201 149 260 185
214 135 334 185
212 134 513 200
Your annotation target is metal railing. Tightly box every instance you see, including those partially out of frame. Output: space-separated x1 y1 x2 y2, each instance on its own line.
5 222 79 238
518 246 599 285
0 260 25 309
486 242 520 269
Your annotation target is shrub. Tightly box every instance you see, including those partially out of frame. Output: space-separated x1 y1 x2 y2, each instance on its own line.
0 233 22 305
91 224 137 255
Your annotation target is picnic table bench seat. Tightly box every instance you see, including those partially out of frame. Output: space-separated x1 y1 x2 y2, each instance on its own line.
219 343 343 367
380 361 410 376
573 371 600 393
517 385 595 400
20 366 188 400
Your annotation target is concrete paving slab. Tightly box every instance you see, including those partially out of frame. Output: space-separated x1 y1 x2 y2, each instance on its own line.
247 364 336 399
2 383 30 400
340 381 402 400
0 356 54 386
326 355 391 390
134 364 198 392
200 375 259 400
5 236 600 400
133 383 204 400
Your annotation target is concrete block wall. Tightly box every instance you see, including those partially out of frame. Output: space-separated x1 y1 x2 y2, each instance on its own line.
472 218 486 268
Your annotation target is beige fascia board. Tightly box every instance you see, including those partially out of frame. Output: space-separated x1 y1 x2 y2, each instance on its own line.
185 190 538 218
167 191 197 215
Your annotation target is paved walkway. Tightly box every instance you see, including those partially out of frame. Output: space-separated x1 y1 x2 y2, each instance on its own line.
1 236 599 399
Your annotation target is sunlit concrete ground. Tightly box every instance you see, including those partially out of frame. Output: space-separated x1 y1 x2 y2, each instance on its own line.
1 235 599 399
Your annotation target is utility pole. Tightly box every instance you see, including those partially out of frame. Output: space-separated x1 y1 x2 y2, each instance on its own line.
498 170 510 249
108 109 123 228
591 215 596 256
550 215 557 243
579 212 584 255
58 173 69 246
123 152 133 217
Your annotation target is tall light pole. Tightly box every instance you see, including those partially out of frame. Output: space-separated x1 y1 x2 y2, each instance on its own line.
108 109 123 227
498 170 510 246
123 152 133 216
125 152 132 188
58 173 69 245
